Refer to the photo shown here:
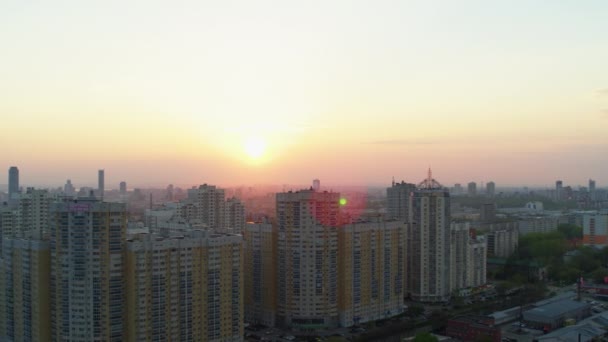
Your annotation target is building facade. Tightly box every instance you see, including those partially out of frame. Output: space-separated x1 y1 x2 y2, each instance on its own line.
276 190 340 329
408 171 451 302
583 213 608 246
49 199 126 341
124 230 243 341
386 181 416 222
243 222 277 327
0 239 51 342
338 219 406 327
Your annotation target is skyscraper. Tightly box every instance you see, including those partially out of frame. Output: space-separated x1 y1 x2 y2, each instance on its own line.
119 181 127 195
98 169 105 199
556 180 563 201
486 181 495 197
276 189 340 329
50 198 126 341
408 170 451 303
8 167 19 201
64 179 75 196
386 180 416 222
467 182 477 196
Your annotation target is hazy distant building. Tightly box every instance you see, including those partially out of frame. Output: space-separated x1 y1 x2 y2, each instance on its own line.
183 184 226 228
525 201 544 211
408 170 451 303
125 230 243 341
486 181 495 197
338 219 406 326
166 184 174 201
583 213 608 247
589 179 596 193
64 179 75 196
313 179 321 192
518 217 559 235
225 197 245 233
387 180 416 222
98 169 105 199
480 202 496 222
276 189 340 329
119 181 127 195
8 166 19 201
467 182 477 196
244 222 277 327
556 180 563 201
50 199 126 341
453 183 463 195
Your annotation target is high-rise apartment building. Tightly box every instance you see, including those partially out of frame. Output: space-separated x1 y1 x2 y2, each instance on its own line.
182 184 226 228
408 170 451 302
8 166 19 201
119 181 127 195
450 223 487 292
225 197 246 233
0 239 51 341
124 230 243 341
49 199 126 341
276 189 340 329
467 182 477 196
338 219 406 327
583 213 608 247
98 169 105 199
386 181 416 222
244 222 277 327
486 181 495 197
17 188 50 239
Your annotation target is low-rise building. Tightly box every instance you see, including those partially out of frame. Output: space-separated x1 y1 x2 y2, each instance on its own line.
523 299 591 332
446 315 501 342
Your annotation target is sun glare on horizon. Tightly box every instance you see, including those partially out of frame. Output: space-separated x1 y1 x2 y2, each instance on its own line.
244 136 267 161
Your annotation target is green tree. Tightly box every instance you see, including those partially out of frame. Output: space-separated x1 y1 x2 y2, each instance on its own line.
413 332 438 342
557 224 583 239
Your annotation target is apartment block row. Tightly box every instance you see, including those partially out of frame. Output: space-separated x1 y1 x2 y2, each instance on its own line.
0 196 243 342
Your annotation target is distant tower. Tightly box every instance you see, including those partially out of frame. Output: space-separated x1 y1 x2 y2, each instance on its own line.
119 181 127 195
8 166 19 200
486 181 496 197
467 182 477 196
64 179 75 196
312 179 320 191
408 169 451 302
589 179 596 193
98 169 105 199
556 180 563 201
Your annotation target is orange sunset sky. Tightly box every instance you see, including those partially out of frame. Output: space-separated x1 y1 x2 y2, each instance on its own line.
1 1 607 188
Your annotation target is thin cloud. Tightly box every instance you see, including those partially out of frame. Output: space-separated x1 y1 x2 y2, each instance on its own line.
595 88 608 97
367 139 439 145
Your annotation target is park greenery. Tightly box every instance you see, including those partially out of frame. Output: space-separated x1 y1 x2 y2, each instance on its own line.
492 224 608 285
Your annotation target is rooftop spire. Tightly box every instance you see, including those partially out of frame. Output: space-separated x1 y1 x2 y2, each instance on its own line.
417 167 443 189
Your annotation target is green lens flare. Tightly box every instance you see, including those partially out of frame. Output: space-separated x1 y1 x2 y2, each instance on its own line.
339 198 347 206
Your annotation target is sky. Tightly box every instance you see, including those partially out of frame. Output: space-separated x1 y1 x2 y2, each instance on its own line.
1 0 607 188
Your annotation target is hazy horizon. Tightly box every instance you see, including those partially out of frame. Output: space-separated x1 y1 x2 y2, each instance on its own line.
2 1 607 186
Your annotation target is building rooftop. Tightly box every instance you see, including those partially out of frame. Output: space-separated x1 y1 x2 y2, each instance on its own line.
524 299 589 320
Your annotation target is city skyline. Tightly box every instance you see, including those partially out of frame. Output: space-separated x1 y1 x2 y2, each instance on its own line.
1 2 608 187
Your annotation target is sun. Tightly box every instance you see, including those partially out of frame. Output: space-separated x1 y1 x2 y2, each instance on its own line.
244 136 267 160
